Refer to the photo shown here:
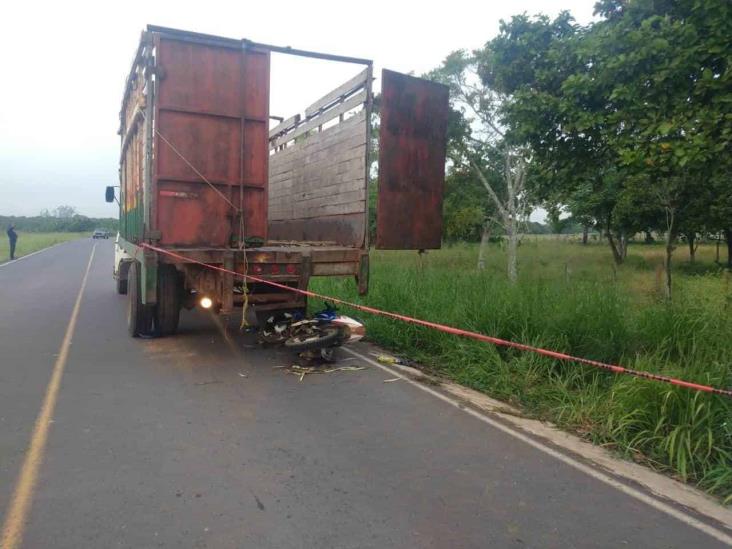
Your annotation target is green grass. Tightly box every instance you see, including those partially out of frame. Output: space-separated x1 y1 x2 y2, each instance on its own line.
311 239 732 502
0 232 86 262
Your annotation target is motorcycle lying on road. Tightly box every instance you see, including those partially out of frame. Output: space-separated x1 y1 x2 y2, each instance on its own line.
258 305 365 361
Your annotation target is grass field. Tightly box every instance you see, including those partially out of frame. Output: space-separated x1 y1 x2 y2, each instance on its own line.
0 232 87 262
311 238 732 502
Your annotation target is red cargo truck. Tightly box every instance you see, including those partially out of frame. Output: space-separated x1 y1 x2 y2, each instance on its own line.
108 26 448 337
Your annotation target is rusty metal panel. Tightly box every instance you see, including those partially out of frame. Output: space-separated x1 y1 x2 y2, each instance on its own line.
376 69 448 250
156 110 241 183
153 34 269 247
156 40 241 117
157 182 231 247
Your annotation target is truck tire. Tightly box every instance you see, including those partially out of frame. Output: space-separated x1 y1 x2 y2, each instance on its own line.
116 264 128 295
155 264 181 336
127 261 153 337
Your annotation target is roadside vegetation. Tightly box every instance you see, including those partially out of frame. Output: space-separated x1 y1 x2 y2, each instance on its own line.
1 205 118 234
1 205 117 261
420 0 731 298
328 0 732 501
0 232 87 261
312 239 732 502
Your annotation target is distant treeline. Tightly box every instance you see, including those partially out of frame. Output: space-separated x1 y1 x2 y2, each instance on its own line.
1 214 118 233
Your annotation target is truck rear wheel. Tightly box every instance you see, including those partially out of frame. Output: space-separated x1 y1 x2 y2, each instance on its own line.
116 277 128 295
155 264 181 336
116 267 128 295
127 261 154 337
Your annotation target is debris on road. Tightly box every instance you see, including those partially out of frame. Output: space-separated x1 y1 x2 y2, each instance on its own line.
285 364 366 382
372 353 405 365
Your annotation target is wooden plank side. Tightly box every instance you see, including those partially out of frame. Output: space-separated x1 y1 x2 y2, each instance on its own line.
269 114 301 138
267 102 367 245
269 140 365 204
270 111 367 160
268 213 365 245
269 148 366 193
271 92 367 149
304 68 368 117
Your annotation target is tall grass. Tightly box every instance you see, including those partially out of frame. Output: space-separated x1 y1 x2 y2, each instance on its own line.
312 240 732 502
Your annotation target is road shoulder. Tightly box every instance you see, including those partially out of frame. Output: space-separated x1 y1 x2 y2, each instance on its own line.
344 344 732 544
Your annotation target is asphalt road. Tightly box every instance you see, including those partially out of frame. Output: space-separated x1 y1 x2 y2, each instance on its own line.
0 239 729 548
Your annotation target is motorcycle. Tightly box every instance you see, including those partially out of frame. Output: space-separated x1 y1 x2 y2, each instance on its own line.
259 304 365 360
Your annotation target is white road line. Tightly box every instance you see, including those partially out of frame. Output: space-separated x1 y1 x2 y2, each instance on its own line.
343 346 732 547
0 241 74 269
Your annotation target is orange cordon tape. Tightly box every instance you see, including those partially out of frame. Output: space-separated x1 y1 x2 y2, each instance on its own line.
142 243 732 398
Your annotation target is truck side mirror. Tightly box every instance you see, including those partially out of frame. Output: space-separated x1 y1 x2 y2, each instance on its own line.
105 186 115 203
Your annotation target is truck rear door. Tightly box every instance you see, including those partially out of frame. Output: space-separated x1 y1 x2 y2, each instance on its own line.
376 69 449 250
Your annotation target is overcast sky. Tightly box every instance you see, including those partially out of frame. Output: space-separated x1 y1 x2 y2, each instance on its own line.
0 0 595 219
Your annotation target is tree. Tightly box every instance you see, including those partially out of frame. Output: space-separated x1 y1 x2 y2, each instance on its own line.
427 51 530 282
485 1 732 296
53 205 77 219
481 12 640 265
442 168 493 242
586 0 732 296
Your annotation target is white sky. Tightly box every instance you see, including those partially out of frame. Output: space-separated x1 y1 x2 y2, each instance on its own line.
0 0 595 219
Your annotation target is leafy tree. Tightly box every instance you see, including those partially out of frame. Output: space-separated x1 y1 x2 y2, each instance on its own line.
53 205 77 219
482 12 640 263
426 51 530 281
485 0 732 295
0 208 118 233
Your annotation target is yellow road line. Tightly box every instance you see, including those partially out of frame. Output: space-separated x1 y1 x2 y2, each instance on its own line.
0 244 96 549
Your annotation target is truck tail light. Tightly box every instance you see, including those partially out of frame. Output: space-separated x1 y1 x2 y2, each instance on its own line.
270 264 280 274
251 264 263 275
285 264 296 274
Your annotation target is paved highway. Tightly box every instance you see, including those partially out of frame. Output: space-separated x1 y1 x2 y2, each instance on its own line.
0 239 730 548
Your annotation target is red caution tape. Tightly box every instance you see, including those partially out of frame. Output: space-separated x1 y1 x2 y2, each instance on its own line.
141 243 732 398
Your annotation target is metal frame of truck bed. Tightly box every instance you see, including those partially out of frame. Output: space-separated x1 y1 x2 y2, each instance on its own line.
116 26 373 316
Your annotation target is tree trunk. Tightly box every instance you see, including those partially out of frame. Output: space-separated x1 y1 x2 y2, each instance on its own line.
725 228 732 269
604 214 624 265
688 233 696 263
607 231 624 265
507 217 518 283
582 224 589 245
471 149 525 283
619 232 628 260
477 223 492 270
663 211 677 300
664 236 675 300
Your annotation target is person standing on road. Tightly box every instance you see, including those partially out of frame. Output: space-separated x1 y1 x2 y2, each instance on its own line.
7 224 17 260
